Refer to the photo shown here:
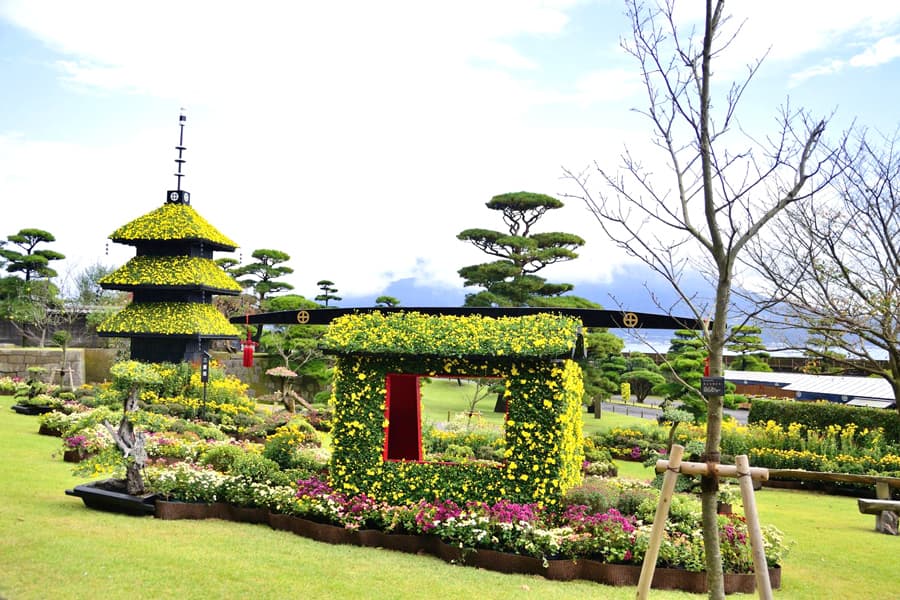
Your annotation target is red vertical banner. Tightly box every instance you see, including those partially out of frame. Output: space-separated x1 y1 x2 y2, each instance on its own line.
241 322 256 367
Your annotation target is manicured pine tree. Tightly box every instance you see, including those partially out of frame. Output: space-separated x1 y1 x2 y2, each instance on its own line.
315 280 341 307
726 325 771 372
0 228 65 281
656 329 708 420
621 352 667 403
457 191 589 307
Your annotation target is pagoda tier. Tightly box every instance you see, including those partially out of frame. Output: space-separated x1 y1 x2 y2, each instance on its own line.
98 200 241 363
109 203 238 251
99 256 242 296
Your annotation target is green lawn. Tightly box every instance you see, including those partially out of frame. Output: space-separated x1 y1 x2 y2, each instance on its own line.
420 377 638 436
2 393 895 599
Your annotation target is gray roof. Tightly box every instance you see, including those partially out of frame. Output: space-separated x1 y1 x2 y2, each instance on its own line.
724 370 804 386
846 398 897 409
725 370 895 401
783 374 894 400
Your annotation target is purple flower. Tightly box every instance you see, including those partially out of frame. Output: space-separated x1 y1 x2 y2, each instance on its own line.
65 435 88 450
295 476 333 498
484 499 540 524
414 500 461 533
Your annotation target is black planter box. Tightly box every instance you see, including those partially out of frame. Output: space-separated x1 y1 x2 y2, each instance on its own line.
65 479 157 516
11 404 54 415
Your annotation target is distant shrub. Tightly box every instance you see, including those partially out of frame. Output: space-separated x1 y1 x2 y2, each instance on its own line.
562 477 621 514
201 444 249 472
749 398 900 443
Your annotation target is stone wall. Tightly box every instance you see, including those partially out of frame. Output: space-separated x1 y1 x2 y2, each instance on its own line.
0 315 106 348
213 351 275 398
0 348 86 387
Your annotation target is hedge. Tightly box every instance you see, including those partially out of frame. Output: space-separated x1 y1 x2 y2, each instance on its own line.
749 398 900 443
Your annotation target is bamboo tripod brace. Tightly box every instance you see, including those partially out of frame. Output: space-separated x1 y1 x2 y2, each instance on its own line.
635 444 773 600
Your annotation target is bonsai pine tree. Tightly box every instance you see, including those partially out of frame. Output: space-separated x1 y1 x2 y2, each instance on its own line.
259 294 332 402
230 249 295 302
225 249 295 342
657 329 708 419
0 228 65 346
103 360 162 495
621 353 666 404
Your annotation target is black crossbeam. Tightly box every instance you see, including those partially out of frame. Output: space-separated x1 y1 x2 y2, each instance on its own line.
229 307 706 330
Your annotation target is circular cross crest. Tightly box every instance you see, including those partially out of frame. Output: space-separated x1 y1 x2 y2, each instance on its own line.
622 312 639 328
296 310 310 324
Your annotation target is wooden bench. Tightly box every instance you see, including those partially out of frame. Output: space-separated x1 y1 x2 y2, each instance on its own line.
857 481 900 535
761 470 900 535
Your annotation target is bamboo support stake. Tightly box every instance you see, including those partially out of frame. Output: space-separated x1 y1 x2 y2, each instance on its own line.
736 454 772 600
655 460 769 481
636 444 684 600
875 481 891 531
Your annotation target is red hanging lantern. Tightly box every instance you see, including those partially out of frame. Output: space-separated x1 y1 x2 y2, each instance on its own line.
242 316 257 367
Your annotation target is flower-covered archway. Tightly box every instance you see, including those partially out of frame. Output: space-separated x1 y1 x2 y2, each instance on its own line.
320 311 585 507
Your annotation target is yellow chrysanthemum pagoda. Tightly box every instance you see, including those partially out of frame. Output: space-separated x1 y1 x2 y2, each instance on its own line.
97 114 241 362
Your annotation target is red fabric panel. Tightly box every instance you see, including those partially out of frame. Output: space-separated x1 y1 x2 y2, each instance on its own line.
385 374 422 461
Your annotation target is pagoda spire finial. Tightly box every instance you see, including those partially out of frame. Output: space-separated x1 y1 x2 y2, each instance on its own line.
167 109 190 205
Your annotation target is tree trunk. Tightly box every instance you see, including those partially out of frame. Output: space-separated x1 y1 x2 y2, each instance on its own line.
889 351 900 416
700 272 731 599
125 461 144 496
105 387 147 495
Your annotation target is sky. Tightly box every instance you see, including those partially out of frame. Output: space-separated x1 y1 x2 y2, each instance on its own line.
2 0 899 315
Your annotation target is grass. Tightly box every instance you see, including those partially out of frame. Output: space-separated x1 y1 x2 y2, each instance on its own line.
420 377 640 436
2 393 895 599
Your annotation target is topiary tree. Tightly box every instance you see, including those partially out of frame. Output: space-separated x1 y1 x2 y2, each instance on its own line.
457 191 588 307
656 329 707 419
51 329 74 389
315 280 341 307
582 330 626 416
104 360 163 495
0 228 65 281
374 295 401 307
620 352 666 404
623 369 666 404
726 325 771 372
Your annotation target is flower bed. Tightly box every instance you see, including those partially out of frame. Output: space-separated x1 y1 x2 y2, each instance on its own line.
142 463 786 595
592 417 900 481
151 498 780 593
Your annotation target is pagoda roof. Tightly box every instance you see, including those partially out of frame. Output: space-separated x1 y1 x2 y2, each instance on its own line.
100 256 241 294
97 302 241 338
109 203 237 250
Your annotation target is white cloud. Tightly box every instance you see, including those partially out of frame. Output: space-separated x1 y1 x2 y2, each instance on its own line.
661 1 900 82
789 59 847 86
789 34 900 86
849 34 900 67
